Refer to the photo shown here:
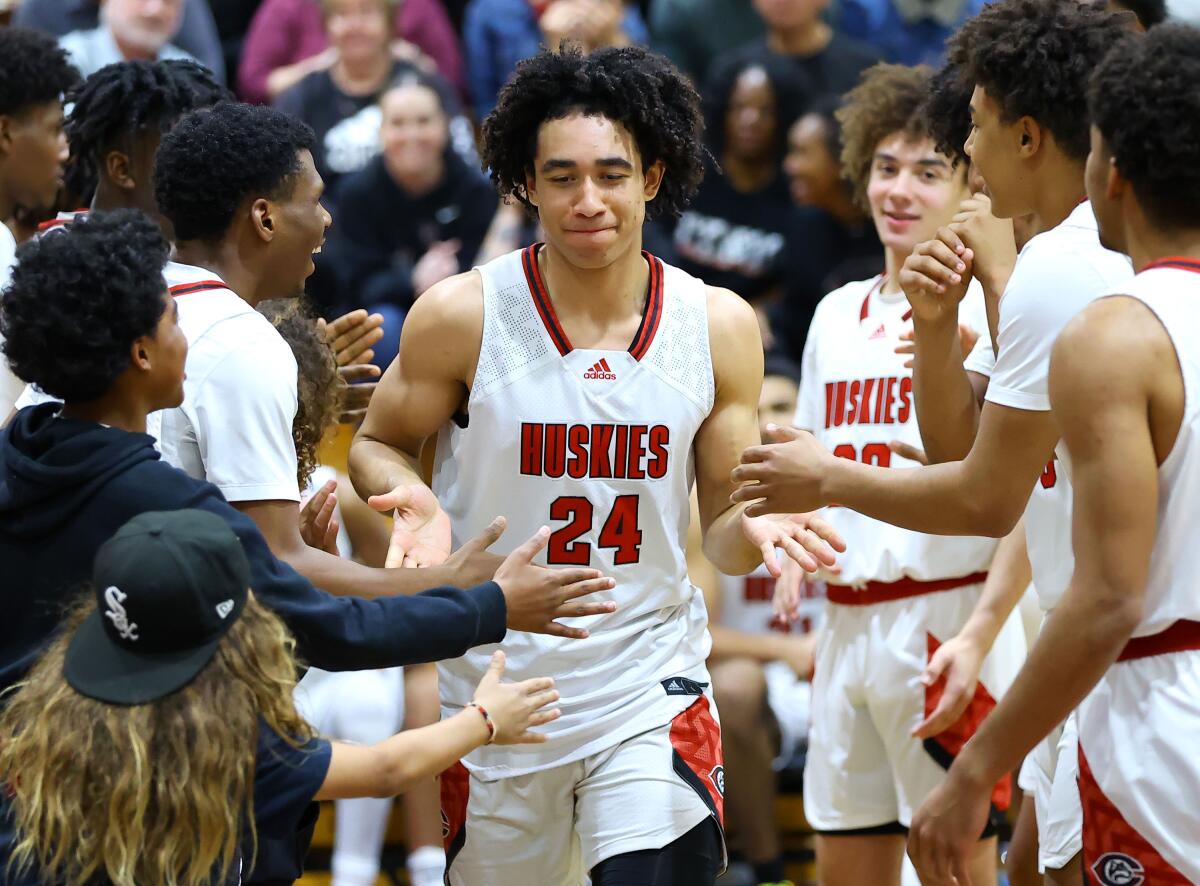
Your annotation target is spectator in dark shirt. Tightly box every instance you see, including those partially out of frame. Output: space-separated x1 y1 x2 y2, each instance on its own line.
331 70 499 369
657 54 808 311
463 0 648 120
0 509 562 886
14 0 226 82
238 0 464 104
772 94 882 359
719 0 882 100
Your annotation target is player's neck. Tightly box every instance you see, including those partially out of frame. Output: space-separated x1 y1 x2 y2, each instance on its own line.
60 392 149 434
538 238 650 324
172 241 269 307
767 20 831 56
1026 154 1087 234
1124 220 1200 273
880 247 906 296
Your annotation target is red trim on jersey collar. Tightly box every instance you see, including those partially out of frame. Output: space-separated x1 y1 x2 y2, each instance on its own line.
1142 257 1200 275
36 209 89 231
169 279 228 297
521 244 665 361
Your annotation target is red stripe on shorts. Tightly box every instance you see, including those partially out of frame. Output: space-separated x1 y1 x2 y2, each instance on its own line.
440 761 470 866
924 632 1012 812
1079 747 1189 884
669 695 725 826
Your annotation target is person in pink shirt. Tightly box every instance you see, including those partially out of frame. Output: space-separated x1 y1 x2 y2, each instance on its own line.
238 0 465 103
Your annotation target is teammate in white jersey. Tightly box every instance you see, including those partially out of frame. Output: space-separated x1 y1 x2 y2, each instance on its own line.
783 62 1024 886
908 24 1200 883
349 46 844 886
730 3 1136 883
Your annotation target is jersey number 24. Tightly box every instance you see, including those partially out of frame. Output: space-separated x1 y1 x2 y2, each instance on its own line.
547 495 642 565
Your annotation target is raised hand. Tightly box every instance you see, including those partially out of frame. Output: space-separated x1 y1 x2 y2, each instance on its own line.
948 193 1017 297
898 228 974 324
367 484 452 568
443 517 507 588
321 309 386 368
470 651 562 744
336 364 378 424
299 477 340 554
730 424 837 517
494 527 618 638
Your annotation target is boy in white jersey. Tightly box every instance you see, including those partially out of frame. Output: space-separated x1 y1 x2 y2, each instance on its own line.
907 24 1200 883
784 62 1024 886
349 45 845 886
730 3 1136 882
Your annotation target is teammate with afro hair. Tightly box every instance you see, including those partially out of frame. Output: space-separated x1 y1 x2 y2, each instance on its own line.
60 59 229 224
352 42 844 886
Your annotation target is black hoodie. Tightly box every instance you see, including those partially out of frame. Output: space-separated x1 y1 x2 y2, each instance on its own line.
0 404 508 884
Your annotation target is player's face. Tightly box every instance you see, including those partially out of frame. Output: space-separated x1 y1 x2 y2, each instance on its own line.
103 0 184 54
1085 126 1123 254
1 101 67 211
725 67 777 164
963 86 1028 220
380 84 448 180
146 291 188 409
785 113 841 210
759 375 799 442
866 133 968 257
269 150 331 298
526 113 664 269
324 0 391 60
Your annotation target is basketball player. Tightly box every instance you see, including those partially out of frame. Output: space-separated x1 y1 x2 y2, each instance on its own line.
784 62 1025 886
695 353 824 886
731 3 1135 883
348 46 844 886
908 23 1200 883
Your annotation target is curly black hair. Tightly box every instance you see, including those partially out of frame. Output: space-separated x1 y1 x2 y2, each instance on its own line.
0 210 169 402
1089 24 1200 230
0 28 79 118
1111 0 1167 29
153 102 315 243
256 299 339 488
702 51 812 162
64 60 231 204
946 0 1133 164
480 45 705 219
924 62 973 166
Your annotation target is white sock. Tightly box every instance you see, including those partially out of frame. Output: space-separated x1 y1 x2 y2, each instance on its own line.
407 844 447 886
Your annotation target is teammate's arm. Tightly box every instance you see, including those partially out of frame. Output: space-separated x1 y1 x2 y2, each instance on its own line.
907 299 1165 882
695 288 843 576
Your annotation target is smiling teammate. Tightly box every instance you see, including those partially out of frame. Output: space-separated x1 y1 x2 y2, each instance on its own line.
349 46 844 886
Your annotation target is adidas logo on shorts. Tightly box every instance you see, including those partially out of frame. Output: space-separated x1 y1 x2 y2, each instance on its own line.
583 358 616 381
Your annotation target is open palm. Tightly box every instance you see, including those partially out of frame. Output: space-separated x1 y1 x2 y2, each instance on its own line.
368 484 453 567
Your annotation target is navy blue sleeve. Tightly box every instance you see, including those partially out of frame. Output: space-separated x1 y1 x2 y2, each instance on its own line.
131 463 509 670
253 725 332 839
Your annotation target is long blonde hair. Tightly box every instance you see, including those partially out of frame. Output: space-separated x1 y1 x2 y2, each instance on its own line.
0 592 314 886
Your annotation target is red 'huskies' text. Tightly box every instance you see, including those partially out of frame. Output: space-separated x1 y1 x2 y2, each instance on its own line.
520 422 669 479
824 376 912 428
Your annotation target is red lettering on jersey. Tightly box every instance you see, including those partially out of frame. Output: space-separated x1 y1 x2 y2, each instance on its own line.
856 378 876 425
647 425 670 478
613 425 629 479
566 424 589 479
882 376 896 424
744 575 774 602
896 376 913 424
626 424 647 479
520 422 543 476
544 423 567 478
824 383 835 429
590 423 614 477
830 381 847 427
846 380 862 426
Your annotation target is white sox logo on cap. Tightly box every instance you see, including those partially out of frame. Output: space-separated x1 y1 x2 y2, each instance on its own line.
103 586 139 642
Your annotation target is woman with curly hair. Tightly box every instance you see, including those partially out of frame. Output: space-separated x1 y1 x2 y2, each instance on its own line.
348 43 844 886
0 508 560 886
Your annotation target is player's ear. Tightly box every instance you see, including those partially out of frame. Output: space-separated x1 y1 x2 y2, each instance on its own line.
1016 116 1041 159
104 150 135 192
1104 152 1126 203
129 335 154 372
524 171 539 209
643 160 666 202
251 197 275 242
0 114 12 157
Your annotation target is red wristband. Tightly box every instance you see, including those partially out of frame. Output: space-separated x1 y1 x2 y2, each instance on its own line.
468 701 496 744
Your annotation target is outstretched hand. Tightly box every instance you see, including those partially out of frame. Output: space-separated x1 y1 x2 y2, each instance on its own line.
731 424 836 516
368 484 452 568
740 509 844 577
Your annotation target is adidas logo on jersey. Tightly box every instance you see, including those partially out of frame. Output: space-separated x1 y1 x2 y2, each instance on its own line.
583 358 617 381
867 323 886 340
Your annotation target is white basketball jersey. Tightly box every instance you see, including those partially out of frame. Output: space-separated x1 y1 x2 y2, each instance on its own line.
1071 260 1200 636
718 566 826 637
794 276 997 586
433 245 716 778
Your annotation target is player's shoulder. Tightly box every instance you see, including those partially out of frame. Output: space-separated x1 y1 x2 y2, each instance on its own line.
1052 295 1169 389
402 269 485 363
704 285 758 336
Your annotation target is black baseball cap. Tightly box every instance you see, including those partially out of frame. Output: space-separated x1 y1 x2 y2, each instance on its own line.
64 510 251 705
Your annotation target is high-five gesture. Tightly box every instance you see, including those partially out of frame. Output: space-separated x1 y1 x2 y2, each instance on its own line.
731 424 838 516
471 651 562 744
368 484 453 568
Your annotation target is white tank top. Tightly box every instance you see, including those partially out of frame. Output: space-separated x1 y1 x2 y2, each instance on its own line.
794 276 997 586
1069 261 1200 636
718 566 826 638
433 245 716 778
